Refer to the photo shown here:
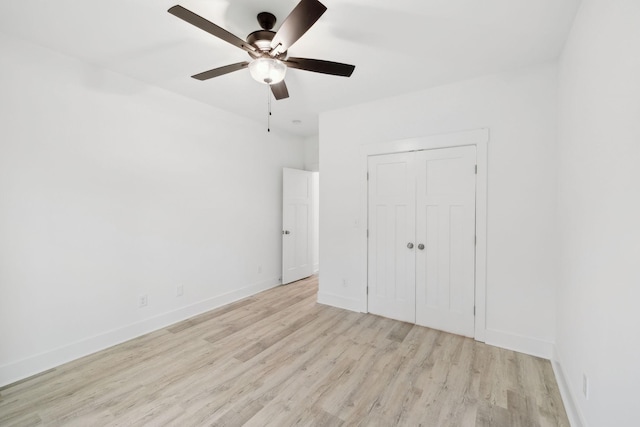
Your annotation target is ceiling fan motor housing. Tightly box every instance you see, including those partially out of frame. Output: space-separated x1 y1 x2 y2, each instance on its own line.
247 12 287 59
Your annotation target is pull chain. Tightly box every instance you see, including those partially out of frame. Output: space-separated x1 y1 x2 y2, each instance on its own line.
267 85 272 132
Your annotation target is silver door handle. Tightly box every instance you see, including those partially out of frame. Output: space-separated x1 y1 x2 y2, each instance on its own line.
407 243 414 249
418 244 425 250
282 230 290 235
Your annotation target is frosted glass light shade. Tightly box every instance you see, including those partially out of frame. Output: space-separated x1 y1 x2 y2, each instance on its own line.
249 58 286 85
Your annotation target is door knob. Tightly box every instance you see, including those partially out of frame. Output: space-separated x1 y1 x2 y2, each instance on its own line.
282 230 290 235
407 243 414 249
418 243 425 250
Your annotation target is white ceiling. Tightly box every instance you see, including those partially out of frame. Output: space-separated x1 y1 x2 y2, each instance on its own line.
0 0 580 137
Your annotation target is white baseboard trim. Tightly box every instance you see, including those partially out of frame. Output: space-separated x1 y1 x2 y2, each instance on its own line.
551 352 587 427
484 328 555 359
317 292 364 313
0 278 280 388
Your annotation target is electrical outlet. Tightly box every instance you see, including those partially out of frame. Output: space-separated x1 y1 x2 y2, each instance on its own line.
177 285 184 297
139 294 148 308
342 279 348 287
583 374 589 399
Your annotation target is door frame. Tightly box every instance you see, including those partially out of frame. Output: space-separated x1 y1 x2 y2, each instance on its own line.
360 129 488 342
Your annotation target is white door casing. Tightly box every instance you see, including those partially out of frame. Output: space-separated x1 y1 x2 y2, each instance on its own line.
282 168 314 284
367 146 477 337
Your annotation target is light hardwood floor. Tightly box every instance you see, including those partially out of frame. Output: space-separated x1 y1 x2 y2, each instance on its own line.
0 276 569 426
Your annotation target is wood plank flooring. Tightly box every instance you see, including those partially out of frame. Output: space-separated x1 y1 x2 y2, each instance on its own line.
0 276 569 426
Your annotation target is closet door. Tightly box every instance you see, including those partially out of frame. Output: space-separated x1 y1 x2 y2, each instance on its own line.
415 146 477 337
367 152 416 323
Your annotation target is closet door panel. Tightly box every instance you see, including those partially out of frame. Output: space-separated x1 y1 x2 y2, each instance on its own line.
415 146 477 337
367 152 416 323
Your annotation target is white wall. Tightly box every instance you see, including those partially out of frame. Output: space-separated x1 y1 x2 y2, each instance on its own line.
303 135 319 172
555 1 640 426
0 34 305 386
319 62 559 357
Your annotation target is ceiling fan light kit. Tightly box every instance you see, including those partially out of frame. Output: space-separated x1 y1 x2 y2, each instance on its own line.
249 58 287 85
168 0 355 101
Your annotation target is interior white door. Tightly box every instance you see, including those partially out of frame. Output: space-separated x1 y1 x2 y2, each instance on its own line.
415 146 477 337
282 168 314 284
367 146 477 336
367 152 416 323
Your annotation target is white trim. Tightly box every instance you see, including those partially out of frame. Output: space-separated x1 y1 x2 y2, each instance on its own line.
317 291 364 313
0 278 280 388
359 128 489 341
484 328 555 359
364 129 489 157
552 349 587 427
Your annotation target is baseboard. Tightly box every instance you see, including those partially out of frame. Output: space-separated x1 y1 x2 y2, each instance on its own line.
0 278 280 388
551 350 587 427
484 328 555 359
316 292 364 313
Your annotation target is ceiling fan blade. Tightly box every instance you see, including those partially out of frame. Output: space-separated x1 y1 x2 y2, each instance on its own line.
191 62 250 81
270 81 290 100
284 57 355 77
168 5 256 54
270 0 327 54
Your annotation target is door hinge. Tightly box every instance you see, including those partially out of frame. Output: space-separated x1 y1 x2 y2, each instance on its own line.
367 172 369 180
474 235 477 245
367 229 369 238
475 165 478 174
474 306 476 315
366 286 369 295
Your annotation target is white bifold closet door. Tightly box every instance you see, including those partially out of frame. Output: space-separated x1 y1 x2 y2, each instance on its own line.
368 146 477 337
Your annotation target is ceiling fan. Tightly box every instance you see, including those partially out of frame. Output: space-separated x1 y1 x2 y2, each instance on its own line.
168 0 355 100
